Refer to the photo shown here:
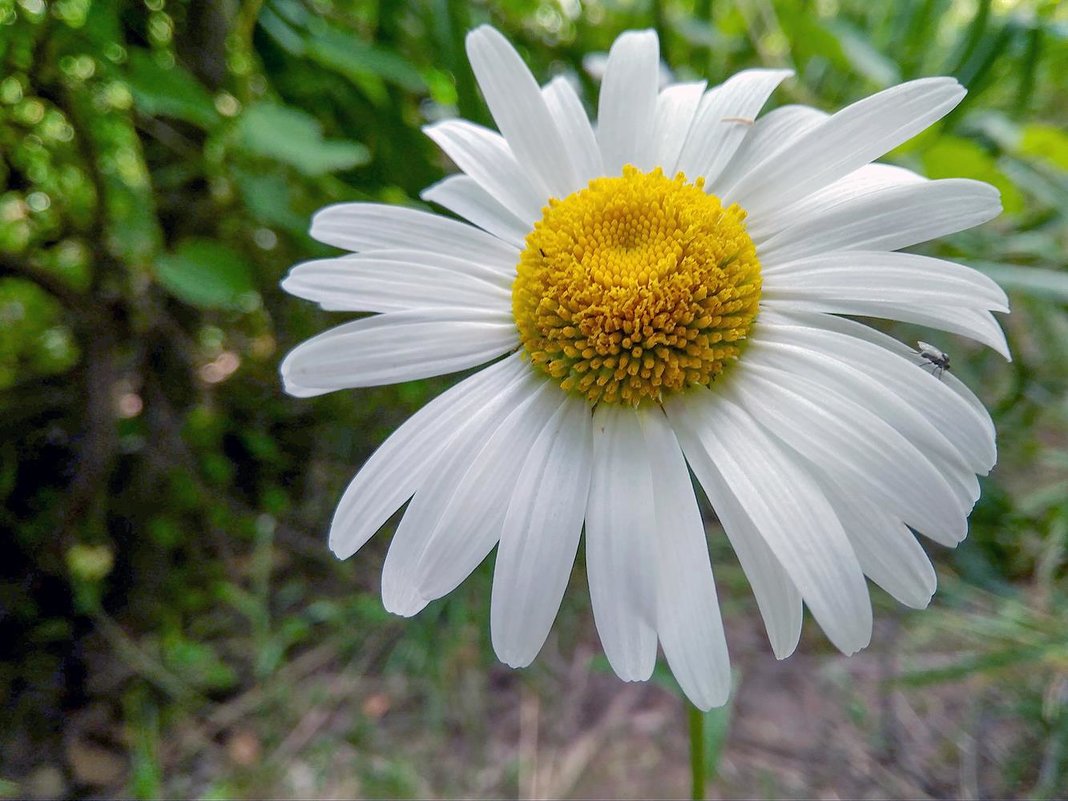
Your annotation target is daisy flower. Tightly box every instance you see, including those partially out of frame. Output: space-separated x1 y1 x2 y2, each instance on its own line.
281 27 1007 709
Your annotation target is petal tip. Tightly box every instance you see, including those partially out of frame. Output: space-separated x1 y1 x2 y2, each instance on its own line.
281 382 328 399
465 24 498 47
328 526 359 560
905 591 935 611
382 590 428 618
329 543 355 561
771 638 799 660
683 682 731 711
499 652 533 670
609 28 660 56
838 627 873 657
278 273 300 297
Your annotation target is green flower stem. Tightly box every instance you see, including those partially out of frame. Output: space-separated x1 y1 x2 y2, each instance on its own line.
689 701 705 801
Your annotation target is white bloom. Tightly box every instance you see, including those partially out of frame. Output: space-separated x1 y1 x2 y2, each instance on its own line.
281 27 1007 709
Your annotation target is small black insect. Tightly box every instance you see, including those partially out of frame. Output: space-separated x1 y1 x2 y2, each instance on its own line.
916 341 950 379
539 248 547 258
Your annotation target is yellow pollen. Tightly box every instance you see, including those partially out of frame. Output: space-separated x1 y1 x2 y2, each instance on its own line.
512 165 762 406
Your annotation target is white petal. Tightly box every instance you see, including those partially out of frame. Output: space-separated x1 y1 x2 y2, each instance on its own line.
757 178 1001 263
675 69 793 186
929 451 981 509
424 120 545 223
747 162 925 242
640 409 731 709
823 489 937 609
717 105 828 198
585 404 658 681
671 403 803 659
730 77 966 218
739 348 981 514
650 81 706 176
762 250 1009 312
767 297 1009 358
790 311 999 441
282 253 511 313
422 175 531 248
280 308 517 397
768 308 997 436
491 395 593 667
542 76 602 189
756 313 996 474
310 202 518 267
413 382 564 602
731 362 969 546
466 26 577 198
380 367 548 615
290 248 515 287
744 336 983 478
329 355 527 559
665 387 872 655
596 30 660 174
784 160 927 203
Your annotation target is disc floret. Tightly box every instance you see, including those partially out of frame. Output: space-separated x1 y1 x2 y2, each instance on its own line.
512 166 762 405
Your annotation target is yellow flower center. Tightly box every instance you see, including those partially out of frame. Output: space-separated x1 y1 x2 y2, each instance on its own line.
512 166 762 406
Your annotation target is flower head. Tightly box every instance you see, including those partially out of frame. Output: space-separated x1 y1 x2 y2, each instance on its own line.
281 27 1007 709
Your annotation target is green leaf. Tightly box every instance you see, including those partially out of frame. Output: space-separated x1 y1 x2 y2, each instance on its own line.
258 6 306 55
953 21 1018 110
154 239 259 311
827 21 901 86
1018 123 1068 172
66 87 163 264
673 17 729 49
125 49 220 128
161 635 238 692
234 170 307 235
305 26 426 93
778 8 848 70
972 262 1068 304
0 277 80 389
921 135 1023 214
235 102 370 176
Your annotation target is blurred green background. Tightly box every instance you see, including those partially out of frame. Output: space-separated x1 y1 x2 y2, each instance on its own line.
1 0 1067 798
